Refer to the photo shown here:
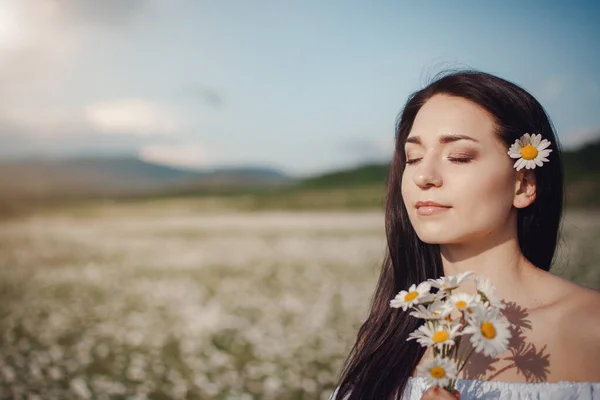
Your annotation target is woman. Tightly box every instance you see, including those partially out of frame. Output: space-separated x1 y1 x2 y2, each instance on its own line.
330 70 600 399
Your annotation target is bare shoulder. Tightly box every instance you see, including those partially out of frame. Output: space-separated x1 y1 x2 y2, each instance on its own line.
563 282 600 337
536 272 600 379
549 274 600 368
541 271 600 327
528 269 600 342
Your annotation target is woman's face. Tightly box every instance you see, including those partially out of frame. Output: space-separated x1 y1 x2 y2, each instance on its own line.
401 94 518 245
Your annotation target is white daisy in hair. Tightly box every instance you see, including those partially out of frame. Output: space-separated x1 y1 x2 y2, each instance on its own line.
474 276 506 309
507 132 552 171
409 298 450 320
415 356 458 388
428 271 475 292
390 282 434 311
407 320 461 349
462 305 511 357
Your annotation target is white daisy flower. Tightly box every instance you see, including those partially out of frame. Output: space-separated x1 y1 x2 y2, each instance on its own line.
428 271 475 292
445 292 482 315
474 276 505 309
462 302 488 323
390 282 433 311
407 321 462 349
409 298 450 320
507 133 552 171
415 356 458 388
462 306 511 357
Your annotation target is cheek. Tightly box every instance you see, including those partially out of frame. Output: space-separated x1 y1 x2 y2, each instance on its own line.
454 170 515 222
400 171 412 204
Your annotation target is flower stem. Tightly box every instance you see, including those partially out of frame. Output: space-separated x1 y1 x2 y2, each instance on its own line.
457 346 477 373
453 337 462 362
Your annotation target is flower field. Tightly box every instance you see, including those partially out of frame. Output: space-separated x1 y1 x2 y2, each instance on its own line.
0 202 598 399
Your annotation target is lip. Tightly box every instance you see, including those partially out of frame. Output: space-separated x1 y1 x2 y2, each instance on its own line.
415 201 450 208
415 201 451 216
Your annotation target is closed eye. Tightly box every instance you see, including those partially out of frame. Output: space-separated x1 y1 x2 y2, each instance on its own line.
405 157 473 165
448 157 472 164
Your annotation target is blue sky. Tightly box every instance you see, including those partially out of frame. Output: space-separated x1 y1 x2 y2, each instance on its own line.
0 0 599 177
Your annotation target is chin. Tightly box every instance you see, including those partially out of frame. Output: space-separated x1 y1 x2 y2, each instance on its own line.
414 228 459 245
418 236 452 245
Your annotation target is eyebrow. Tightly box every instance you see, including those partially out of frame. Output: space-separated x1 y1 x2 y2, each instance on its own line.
405 134 480 146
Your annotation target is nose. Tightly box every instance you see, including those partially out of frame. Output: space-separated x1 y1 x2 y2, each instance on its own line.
412 152 443 188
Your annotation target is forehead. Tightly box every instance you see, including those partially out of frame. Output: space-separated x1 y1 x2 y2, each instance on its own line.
408 94 497 145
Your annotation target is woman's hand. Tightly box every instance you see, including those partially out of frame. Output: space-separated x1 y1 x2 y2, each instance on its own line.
420 386 461 399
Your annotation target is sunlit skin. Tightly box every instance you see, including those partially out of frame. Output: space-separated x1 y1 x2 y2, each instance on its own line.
400 95 600 388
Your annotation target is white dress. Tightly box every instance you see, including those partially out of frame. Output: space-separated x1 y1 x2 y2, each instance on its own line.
330 376 600 399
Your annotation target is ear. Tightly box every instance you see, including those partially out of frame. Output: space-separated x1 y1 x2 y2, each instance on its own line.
513 169 536 208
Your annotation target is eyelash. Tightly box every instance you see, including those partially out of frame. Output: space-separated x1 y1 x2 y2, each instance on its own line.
405 157 473 165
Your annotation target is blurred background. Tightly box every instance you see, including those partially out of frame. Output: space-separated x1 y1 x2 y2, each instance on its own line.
0 1 599 399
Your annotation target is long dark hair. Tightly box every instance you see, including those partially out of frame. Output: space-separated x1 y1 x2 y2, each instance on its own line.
334 70 564 400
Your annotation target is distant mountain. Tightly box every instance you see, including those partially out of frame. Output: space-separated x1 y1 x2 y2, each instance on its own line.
0 156 292 200
298 164 390 189
1 137 598 207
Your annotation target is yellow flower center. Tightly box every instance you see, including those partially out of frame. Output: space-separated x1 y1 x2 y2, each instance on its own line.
520 145 538 160
404 291 419 301
432 330 450 343
466 307 473 313
455 300 467 309
481 321 496 339
430 366 446 379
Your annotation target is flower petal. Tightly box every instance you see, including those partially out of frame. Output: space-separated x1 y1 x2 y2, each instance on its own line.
514 158 524 171
508 150 522 159
537 139 551 150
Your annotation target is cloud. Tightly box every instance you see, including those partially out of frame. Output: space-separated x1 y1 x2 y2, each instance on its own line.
85 99 184 136
0 97 184 138
139 143 245 170
341 136 394 163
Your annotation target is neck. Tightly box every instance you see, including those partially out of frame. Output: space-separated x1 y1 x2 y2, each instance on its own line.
438 220 540 307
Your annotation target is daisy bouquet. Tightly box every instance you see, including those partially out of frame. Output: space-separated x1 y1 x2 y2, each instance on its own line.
390 272 511 392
